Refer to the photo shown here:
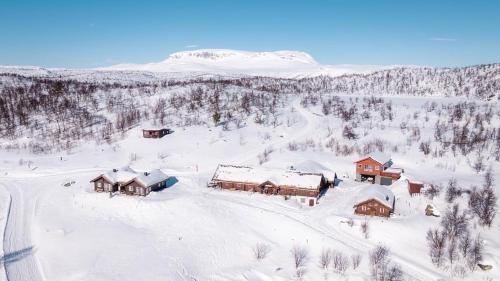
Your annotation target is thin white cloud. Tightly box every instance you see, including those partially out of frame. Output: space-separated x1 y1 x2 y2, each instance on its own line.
185 44 198 49
429 37 457 42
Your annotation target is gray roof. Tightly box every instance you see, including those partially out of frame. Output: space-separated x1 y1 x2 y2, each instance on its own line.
134 169 169 187
355 185 395 209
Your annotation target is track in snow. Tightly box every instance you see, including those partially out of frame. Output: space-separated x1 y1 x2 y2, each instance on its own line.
1 183 44 281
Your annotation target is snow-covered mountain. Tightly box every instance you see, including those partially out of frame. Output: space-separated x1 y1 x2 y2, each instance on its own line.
100 49 393 78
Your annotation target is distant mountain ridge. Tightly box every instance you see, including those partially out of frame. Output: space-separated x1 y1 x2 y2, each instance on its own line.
101 49 394 78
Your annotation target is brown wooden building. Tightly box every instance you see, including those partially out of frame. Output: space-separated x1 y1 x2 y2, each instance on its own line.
354 186 395 217
210 164 328 206
90 168 169 196
355 152 402 185
90 167 137 193
143 128 172 138
121 169 169 196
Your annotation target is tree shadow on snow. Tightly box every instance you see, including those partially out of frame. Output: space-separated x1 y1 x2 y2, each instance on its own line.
0 246 36 265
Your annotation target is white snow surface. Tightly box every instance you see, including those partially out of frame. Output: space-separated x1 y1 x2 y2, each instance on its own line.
212 164 323 189
0 95 498 281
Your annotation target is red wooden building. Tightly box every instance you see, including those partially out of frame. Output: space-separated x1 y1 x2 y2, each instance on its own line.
143 128 172 138
407 180 424 196
354 152 402 185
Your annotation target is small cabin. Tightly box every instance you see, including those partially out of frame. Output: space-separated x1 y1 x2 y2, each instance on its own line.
90 167 137 193
143 128 172 138
210 164 327 206
91 168 170 196
354 186 395 217
121 169 170 196
408 180 424 196
354 152 402 185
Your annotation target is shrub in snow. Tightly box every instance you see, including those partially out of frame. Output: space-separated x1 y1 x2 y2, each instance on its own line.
351 253 362 270
469 169 497 227
332 251 349 275
253 243 271 261
459 231 472 259
319 248 332 270
466 235 484 271
440 204 469 241
424 183 442 200
369 245 390 280
291 245 309 269
342 125 358 140
361 220 369 239
426 228 447 267
445 178 462 203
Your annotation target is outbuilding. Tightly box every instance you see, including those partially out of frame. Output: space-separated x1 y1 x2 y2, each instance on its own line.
407 180 424 196
143 128 172 138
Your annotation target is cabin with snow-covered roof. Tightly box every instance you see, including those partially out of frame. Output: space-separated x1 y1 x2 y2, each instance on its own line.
354 185 395 217
91 168 170 196
210 164 327 206
143 128 172 138
90 167 137 193
354 152 402 185
121 169 170 196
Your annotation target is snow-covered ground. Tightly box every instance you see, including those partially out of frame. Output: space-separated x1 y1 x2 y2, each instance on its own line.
0 95 498 281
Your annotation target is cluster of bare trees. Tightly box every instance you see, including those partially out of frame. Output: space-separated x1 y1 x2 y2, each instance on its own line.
369 245 404 281
426 204 483 274
426 171 497 277
0 74 292 152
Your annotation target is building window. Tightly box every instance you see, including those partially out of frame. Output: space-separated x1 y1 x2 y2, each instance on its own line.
364 165 373 172
129 186 133 192
380 208 384 213
358 164 362 168
375 166 379 170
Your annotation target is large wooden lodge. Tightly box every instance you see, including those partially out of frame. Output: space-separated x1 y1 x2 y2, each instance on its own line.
209 164 330 206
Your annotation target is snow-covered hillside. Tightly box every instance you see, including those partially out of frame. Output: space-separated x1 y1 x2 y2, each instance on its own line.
0 95 498 281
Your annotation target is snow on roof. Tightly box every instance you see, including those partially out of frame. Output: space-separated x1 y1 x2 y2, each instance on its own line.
143 128 168 131
354 185 395 209
101 167 138 184
213 164 323 190
356 151 391 165
292 160 336 180
384 168 402 174
134 169 169 187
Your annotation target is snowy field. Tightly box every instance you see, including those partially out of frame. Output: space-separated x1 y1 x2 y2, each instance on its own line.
0 95 498 281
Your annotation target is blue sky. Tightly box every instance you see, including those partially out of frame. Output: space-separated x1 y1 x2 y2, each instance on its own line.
1 0 499 68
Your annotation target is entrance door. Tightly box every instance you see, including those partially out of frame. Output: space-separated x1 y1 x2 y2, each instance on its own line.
309 199 315 206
